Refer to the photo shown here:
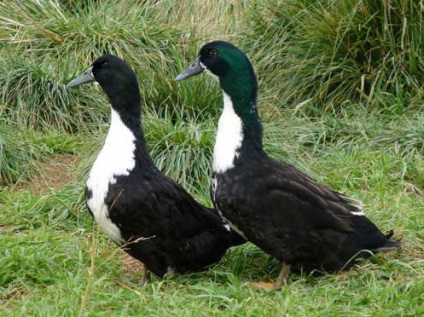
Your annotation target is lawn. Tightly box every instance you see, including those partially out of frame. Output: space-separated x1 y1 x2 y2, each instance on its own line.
1 1 423 316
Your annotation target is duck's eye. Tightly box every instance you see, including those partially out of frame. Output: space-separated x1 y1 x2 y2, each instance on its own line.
208 49 217 57
102 62 109 68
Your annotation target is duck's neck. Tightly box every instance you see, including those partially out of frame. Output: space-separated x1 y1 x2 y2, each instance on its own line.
213 88 265 174
105 77 145 143
219 61 264 149
109 104 154 167
112 104 143 142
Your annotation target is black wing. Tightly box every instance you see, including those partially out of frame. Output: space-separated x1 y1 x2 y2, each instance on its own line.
107 171 243 275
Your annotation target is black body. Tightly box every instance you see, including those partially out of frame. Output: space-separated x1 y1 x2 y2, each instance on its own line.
214 155 397 272
102 164 243 277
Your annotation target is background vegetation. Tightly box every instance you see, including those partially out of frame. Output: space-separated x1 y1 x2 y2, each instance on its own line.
1 0 423 316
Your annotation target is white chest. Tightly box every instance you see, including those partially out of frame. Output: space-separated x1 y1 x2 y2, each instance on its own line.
86 109 136 244
213 92 243 174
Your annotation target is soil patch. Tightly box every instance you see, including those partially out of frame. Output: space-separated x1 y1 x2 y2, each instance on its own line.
19 155 79 194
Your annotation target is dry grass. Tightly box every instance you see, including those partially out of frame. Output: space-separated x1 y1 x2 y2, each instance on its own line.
120 252 146 275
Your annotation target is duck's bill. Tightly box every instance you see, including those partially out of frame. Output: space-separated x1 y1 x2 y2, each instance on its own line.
175 58 204 81
67 67 95 88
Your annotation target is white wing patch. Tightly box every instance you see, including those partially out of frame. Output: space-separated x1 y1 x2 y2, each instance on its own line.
343 195 365 216
213 92 243 174
86 109 136 245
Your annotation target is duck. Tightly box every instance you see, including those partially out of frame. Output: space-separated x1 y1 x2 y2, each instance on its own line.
176 41 401 288
67 54 244 284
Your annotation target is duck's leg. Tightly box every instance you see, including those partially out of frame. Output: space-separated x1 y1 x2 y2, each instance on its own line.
166 266 176 276
141 263 150 286
253 262 291 290
274 263 291 288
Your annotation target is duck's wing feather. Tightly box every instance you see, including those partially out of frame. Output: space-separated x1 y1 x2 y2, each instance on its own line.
106 172 244 274
107 173 228 239
222 158 361 235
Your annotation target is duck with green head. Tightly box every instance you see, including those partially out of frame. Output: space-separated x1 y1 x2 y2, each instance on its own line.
176 41 400 288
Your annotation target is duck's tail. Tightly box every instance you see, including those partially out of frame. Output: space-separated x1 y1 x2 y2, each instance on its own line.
372 230 402 252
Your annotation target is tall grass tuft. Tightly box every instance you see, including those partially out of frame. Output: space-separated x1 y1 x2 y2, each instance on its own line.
0 0 181 131
0 48 107 132
0 0 243 131
144 109 215 196
247 0 424 108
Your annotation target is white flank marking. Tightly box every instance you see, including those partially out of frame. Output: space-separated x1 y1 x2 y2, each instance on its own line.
86 109 136 244
213 92 243 173
211 176 244 235
350 211 365 216
211 176 218 206
226 221 247 239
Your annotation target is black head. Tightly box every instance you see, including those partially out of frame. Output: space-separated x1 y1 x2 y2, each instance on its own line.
68 54 140 109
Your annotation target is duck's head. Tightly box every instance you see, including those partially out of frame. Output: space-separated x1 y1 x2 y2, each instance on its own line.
68 54 140 108
176 41 257 102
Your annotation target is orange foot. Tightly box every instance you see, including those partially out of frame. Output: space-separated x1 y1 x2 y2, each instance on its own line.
252 282 277 290
251 263 292 290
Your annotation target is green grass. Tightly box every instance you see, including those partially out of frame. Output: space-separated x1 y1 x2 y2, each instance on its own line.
1 0 423 316
2 105 422 316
